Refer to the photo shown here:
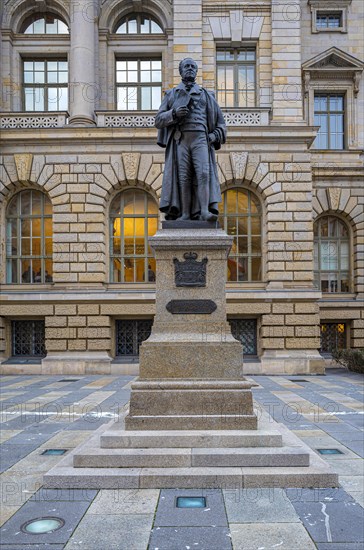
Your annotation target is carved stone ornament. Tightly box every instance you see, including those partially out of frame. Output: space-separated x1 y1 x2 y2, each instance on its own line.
166 299 217 314
173 252 208 287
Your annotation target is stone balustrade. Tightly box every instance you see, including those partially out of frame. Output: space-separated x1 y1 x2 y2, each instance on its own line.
96 108 270 128
0 109 270 129
0 112 69 129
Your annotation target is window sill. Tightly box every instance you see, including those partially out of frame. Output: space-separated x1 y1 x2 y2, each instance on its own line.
2 357 44 364
319 293 357 300
0 284 55 292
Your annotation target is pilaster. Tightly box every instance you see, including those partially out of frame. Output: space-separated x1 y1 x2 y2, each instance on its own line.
173 0 203 86
271 0 304 123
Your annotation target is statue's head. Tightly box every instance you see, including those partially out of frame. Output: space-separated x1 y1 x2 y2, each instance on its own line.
179 58 198 82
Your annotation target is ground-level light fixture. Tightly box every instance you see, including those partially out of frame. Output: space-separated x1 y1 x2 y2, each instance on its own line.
176 496 207 508
41 449 67 456
21 517 65 534
317 448 344 455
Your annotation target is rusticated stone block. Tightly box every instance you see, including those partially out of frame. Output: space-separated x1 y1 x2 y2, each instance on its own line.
45 339 67 351
226 303 271 314
87 316 111 327
285 338 320 349
261 326 294 338
295 326 320 337
68 339 87 351
78 273 105 283
78 304 100 315
295 303 319 314
261 337 285 349
272 303 294 314
78 327 110 339
45 316 67 327
68 316 87 327
320 309 361 320
100 304 155 315
55 304 77 316
262 314 285 325
46 327 77 339
0 305 54 316
285 314 320 325
88 339 112 350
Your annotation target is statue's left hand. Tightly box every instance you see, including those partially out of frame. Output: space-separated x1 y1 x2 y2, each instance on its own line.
208 133 216 144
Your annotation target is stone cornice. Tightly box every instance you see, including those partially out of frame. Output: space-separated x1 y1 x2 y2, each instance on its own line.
0 125 320 149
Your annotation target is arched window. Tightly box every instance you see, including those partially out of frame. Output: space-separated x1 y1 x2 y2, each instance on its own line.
314 215 350 292
219 189 262 282
115 13 163 34
6 190 53 284
110 189 158 283
22 14 69 34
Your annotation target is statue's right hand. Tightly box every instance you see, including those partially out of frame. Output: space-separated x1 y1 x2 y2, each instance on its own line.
175 106 189 118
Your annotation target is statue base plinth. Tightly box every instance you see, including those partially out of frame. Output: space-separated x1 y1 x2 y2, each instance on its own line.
125 227 257 431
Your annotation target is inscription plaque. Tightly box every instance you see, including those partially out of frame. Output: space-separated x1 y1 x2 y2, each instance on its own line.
173 252 208 287
166 300 217 315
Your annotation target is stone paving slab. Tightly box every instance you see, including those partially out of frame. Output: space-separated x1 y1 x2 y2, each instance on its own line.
223 488 300 523
88 488 159 514
0 545 65 549
290 501 364 544
316 544 364 550
154 488 227 527
0 444 38 473
285 487 355 502
149 526 232 550
0 498 93 545
1 371 363 549
64 513 154 549
229 522 316 549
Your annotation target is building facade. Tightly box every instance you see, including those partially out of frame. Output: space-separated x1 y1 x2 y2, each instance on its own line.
0 0 363 375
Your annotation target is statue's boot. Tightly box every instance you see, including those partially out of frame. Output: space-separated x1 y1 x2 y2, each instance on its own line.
197 178 217 222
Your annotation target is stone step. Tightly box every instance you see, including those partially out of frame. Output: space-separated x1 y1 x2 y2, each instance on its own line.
42 415 339 489
100 428 283 448
44 463 338 490
73 446 310 469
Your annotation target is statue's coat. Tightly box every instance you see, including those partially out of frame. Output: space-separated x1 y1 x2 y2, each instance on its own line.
155 84 226 219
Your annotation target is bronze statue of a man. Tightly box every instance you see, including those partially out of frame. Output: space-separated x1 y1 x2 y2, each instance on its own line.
155 58 226 222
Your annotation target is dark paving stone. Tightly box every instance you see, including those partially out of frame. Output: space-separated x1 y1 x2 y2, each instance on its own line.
315 422 363 435
0 545 64 550
339 440 364 458
154 489 227 527
23 423 64 435
343 416 364 429
149 526 232 550
64 417 110 430
94 378 133 391
0 497 92 545
290 501 364 543
3 431 55 446
1 415 53 430
0 444 38 473
316 544 364 550
286 488 355 503
30 488 97 502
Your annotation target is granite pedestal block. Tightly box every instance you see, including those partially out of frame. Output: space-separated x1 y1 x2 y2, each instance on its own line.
125 227 257 431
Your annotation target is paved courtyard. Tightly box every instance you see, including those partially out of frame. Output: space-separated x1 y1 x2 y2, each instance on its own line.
0 368 363 549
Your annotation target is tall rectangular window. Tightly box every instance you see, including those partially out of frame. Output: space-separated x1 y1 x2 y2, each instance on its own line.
116 59 162 110
216 48 256 108
23 60 68 111
313 93 345 149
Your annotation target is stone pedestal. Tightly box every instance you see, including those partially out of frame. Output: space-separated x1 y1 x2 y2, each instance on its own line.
125 226 257 431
